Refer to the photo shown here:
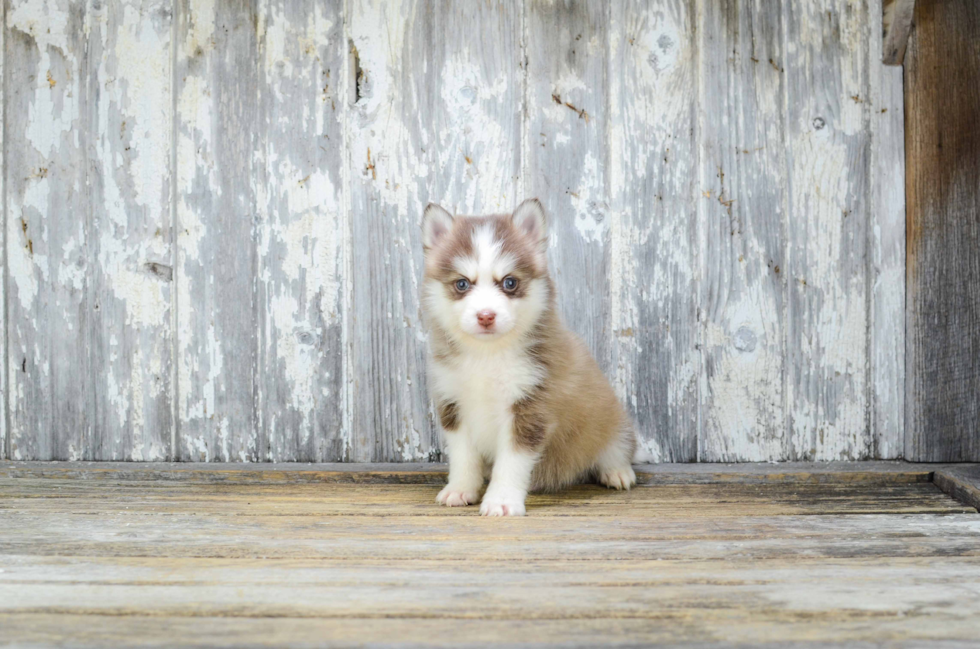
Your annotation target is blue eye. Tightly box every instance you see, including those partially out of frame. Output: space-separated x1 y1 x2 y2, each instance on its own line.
454 278 470 292
502 276 518 292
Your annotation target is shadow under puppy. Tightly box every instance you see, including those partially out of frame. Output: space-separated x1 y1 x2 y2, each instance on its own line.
421 199 637 517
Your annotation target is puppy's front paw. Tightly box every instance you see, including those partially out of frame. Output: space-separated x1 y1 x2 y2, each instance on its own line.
436 484 480 507
479 490 526 517
598 465 636 491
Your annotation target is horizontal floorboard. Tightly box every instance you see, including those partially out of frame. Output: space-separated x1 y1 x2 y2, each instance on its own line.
3 614 979 649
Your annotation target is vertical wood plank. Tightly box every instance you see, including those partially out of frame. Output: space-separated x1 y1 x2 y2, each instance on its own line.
347 0 523 461
255 0 346 461
905 0 980 462
88 0 174 460
6 0 174 461
869 0 905 459
0 0 6 460
6 1 93 460
784 0 872 460
698 0 788 461
175 0 259 461
607 0 698 461
526 1 610 373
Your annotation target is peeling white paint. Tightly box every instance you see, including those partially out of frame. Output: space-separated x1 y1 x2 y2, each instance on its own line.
5 0 905 463
9 0 73 158
570 151 604 244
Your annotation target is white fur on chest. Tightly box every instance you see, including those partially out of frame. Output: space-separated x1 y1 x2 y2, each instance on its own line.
430 346 542 459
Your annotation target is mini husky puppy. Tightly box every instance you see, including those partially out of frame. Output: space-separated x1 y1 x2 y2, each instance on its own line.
421 198 637 517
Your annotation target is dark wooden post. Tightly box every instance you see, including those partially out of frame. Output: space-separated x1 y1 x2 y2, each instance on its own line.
905 0 980 461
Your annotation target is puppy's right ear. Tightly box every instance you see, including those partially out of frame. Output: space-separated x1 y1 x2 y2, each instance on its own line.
512 198 547 248
422 203 454 249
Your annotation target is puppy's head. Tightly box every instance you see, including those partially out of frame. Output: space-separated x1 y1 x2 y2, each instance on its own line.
421 199 550 344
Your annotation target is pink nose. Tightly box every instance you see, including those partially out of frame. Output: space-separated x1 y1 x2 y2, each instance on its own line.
477 310 496 328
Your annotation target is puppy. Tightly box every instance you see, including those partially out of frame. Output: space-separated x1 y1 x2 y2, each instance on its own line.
421 199 637 516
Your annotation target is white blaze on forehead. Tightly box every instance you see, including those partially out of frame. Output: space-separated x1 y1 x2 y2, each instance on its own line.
472 225 502 285
452 224 510 284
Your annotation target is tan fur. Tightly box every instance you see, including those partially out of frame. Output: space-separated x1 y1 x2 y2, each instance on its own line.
514 289 635 492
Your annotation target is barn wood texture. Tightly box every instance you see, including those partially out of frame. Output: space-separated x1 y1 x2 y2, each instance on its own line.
609 0 700 462
905 0 980 462
698 0 788 462
785 0 873 461
881 0 915 65
1 464 979 647
4 0 910 462
6 0 175 462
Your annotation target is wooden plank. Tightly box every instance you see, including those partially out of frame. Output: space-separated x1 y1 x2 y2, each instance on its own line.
525 1 610 372
607 0 699 461
784 0 872 460
905 0 980 462
5 554 978 587
0 460 950 484
869 13 906 459
346 0 523 460
5 1 94 460
934 466 980 512
0 476 954 499
2 479 956 520
697 0 788 461
636 460 936 484
3 556 980 619
2 613 979 649
4 512 978 560
882 0 915 65
87 0 175 461
0 480 970 519
0 0 5 461
0 482 975 533
0 461 447 484
174 0 260 461
6 0 174 462
254 0 346 461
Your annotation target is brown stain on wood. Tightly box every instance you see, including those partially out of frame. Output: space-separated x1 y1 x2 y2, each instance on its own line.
365 147 376 180
550 91 590 122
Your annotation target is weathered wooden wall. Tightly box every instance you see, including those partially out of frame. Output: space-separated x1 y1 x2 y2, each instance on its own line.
3 0 907 462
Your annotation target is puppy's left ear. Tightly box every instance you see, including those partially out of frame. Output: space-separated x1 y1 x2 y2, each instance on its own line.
422 203 454 249
512 198 547 247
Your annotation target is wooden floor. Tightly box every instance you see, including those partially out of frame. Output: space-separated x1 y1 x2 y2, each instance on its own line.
1 462 979 648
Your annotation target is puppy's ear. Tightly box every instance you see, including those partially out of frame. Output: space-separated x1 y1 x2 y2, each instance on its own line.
512 198 547 247
422 203 454 249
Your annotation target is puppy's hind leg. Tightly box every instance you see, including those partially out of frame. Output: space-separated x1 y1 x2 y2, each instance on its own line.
595 426 637 491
